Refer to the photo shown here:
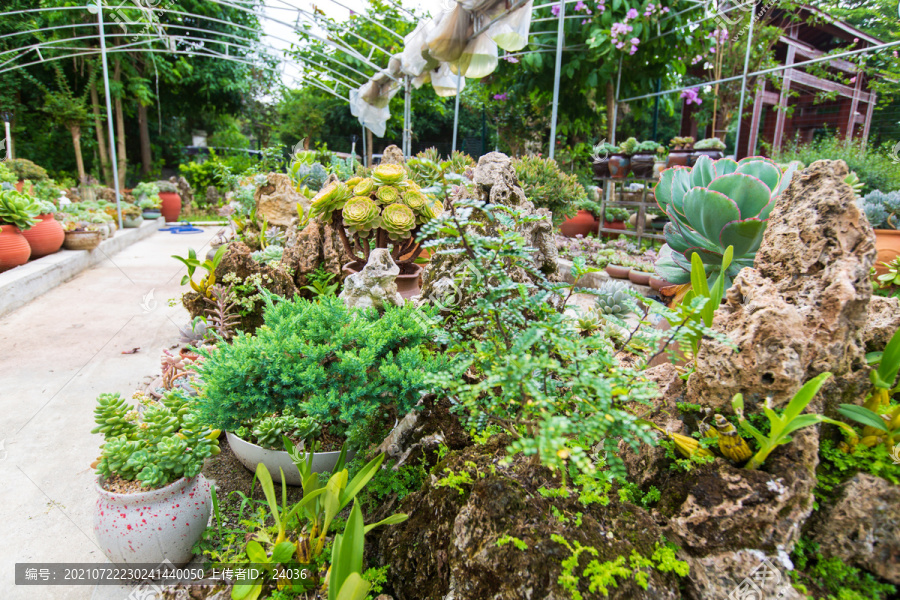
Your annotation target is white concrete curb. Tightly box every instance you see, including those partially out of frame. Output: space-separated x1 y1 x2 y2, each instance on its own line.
0 217 164 318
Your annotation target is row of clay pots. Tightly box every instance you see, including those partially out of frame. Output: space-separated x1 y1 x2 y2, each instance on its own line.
559 210 627 238
593 149 725 180
604 263 672 291
0 215 67 272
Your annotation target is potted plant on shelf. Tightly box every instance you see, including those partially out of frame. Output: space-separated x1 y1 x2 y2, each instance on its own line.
602 206 630 238
591 142 620 179
157 180 181 222
0 188 39 271
21 198 64 259
610 137 638 179
560 199 600 238
91 391 220 566
666 136 694 168
7 158 49 192
122 203 144 228
859 190 900 276
693 137 726 161
307 164 443 297
138 194 162 219
631 141 660 178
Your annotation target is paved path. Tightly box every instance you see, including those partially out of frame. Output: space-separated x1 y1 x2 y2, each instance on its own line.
0 227 219 600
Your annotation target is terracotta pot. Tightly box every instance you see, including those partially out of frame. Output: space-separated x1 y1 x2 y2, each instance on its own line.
0 224 31 272
159 191 182 222
628 269 652 285
601 219 625 239
63 230 102 250
94 475 211 566
605 264 631 279
608 154 631 179
692 149 723 162
343 260 423 299
592 158 611 178
649 276 674 291
21 214 64 258
666 150 693 168
630 153 655 178
560 209 598 238
874 229 900 276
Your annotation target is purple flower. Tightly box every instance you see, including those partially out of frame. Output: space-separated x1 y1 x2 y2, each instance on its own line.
503 55 519 63
626 8 638 19
551 3 560 16
680 87 702 105
493 93 508 101
582 18 591 24
575 0 588 11
630 37 640 44
661 6 669 12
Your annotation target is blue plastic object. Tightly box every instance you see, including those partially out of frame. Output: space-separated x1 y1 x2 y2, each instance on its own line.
160 222 204 234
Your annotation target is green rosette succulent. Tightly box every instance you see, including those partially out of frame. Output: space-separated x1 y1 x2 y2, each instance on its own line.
372 163 406 185
353 177 375 196
381 203 416 241
376 185 400 205
346 176 363 189
343 195 382 235
402 190 428 211
654 155 797 287
419 199 444 222
308 182 352 223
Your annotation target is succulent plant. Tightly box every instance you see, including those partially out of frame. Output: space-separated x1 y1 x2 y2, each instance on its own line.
693 137 727 151
291 162 328 191
594 280 634 316
859 189 900 229
308 182 352 223
372 163 406 185
401 190 428 211
250 244 284 265
0 188 40 230
353 177 375 196
619 137 639 156
343 196 381 235
381 203 416 241
250 413 321 450
375 185 400 205
654 155 797 286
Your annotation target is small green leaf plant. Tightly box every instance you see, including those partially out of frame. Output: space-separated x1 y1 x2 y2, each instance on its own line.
172 245 228 298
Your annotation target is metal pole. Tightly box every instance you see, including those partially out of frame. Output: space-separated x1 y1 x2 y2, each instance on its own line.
362 125 367 167
548 0 565 160
404 76 411 158
611 54 622 145
452 75 461 154
733 5 755 160
3 122 10 159
97 1 122 229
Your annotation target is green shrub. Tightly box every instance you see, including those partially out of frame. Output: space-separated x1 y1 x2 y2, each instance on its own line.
773 136 900 193
194 295 443 447
6 158 48 181
512 155 587 227
791 537 896 600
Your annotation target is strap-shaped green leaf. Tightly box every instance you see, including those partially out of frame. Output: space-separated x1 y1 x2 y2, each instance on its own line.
329 501 366 600
254 463 281 532
363 513 409 534
335 573 372 600
339 452 385 511
837 404 889 432
232 582 262 600
780 413 825 437
876 327 900 389
783 372 832 424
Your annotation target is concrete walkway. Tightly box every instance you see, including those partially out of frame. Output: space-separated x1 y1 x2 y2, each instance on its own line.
0 227 219 600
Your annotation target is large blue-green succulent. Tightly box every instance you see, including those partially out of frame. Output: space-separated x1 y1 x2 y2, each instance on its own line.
654 155 797 286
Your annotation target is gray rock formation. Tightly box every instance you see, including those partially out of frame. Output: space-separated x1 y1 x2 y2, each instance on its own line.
810 473 900 584
254 173 309 228
380 144 405 166
864 295 900 353
339 248 403 310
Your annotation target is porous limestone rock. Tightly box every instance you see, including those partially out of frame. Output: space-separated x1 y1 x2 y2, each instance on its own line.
254 172 309 228
686 160 876 414
339 248 403 310
380 144 405 166
281 216 353 292
683 549 803 600
864 295 900 353
420 152 559 309
809 473 900 584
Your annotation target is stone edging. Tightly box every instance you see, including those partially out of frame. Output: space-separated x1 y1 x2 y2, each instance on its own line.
0 217 164 318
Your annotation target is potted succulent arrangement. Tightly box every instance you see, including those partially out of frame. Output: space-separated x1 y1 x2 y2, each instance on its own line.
7 158 49 192
21 198 64 259
590 141 620 179
122 204 144 228
602 206 630 237
666 136 694 168
139 195 162 219
630 141 660 178
605 253 637 280
62 219 104 250
628 262 655 286
560 199 600 238
0 188 39 271
692 137 726 161
859 190 900 276
307 164 444 297
156 180 181 223
610 137 638 179
91 391 220 566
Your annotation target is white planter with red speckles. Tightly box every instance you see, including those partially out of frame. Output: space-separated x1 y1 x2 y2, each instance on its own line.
94 475 211 566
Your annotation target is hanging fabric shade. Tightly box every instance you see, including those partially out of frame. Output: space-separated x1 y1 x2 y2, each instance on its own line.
452 30 498 78
412 70 431 89
488 0 533 51
400 21 437 77
425 5 474 63
360 70 401 108
431 63 466 97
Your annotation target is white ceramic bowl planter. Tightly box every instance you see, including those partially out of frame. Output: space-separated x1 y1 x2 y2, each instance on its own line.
94 475 212 566
226 431 355 486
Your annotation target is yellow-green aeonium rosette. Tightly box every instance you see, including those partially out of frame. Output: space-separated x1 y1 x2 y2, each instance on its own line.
401 190 427 211
342 196 381 235
375 185 400 205
381 203 417 241
353 177 375 196
372 163 406 185
308 182 352 223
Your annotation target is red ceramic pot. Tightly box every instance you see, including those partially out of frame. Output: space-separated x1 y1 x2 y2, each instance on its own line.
630 153 655 178
560 209 598 238
343 261 423 299
605 264 631 279
665 150 693 168
22 214 64 258
159 191 182 223
0 224 32 272
874 229 900 276
601 219 625 239
608 155 631 179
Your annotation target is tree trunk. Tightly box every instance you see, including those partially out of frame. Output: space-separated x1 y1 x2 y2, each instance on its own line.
366 127 373 167
90 79 112 187
69 124 85 182
113 59 127 190
137 102 151 179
